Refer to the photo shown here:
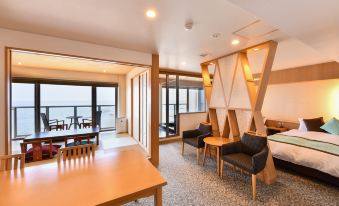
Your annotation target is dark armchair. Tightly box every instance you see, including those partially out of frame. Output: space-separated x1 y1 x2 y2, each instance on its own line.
40 113 66 131
220 133 268 200
182 123 212 163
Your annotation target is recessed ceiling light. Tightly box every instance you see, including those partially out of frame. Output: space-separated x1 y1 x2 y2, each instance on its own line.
146 9 156 18
209 62 214 65
181 61 187 65
231 39 240 45
253 48 259 51
103 70 106 73
18 62 22 65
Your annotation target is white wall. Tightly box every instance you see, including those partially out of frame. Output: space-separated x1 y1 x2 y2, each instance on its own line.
178 112 208 137
263 79 339 122
0 28 152 154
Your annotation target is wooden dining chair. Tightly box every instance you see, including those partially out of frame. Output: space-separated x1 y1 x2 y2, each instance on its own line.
0 154 25 171
21 140 60 162
57 144 96 162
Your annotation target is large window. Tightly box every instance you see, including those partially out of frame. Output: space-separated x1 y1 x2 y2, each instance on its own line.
11 80 118 140
41 84 92 130
179 76 206 113
159 74 206 138
11 83 35 139
97 87 117 129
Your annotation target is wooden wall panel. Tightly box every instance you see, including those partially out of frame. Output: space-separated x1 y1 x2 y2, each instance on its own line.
263 61 339 85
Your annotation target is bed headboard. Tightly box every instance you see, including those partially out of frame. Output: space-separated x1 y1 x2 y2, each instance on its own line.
265 119 299 130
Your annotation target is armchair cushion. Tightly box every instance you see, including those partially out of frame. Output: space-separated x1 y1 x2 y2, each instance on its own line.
222 153 253 173
198 123 212 135
252 146 269 174
182 129 202 139
221 141 241 155
241 133 267 156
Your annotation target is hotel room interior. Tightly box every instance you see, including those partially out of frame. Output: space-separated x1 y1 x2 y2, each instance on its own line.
0 0 338 205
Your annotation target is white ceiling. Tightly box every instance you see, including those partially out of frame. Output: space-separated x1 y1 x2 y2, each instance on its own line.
11 51 136 74
229 0 339 63
0 0 335 72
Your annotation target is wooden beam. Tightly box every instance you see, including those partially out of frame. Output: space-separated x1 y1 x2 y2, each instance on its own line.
5 48 12 155
254 41 277 111
262 61 339 84
150 54 159 166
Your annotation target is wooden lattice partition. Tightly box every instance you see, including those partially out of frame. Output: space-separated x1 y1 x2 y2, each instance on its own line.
201 40 278 184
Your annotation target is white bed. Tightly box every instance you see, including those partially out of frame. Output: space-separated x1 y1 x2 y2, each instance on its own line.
268 129 339 178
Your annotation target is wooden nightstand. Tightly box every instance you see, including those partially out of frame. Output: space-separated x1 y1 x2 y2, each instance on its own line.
266 126 288 135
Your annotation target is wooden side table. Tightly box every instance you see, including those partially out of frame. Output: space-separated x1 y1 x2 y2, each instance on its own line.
266 126 288 135
203 137 239 176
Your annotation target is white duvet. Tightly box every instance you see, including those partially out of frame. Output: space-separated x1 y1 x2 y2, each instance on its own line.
268 129 339 177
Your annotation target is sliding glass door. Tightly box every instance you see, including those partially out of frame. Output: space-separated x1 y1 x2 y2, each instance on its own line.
159 74 207 138
11 80 118 139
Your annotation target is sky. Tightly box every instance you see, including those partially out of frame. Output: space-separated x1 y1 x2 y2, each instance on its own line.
12 83 116 107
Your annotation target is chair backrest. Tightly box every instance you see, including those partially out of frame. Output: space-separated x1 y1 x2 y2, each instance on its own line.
40 113 50 131
20 140 53 162
57 144 95 162
0 154 25 171
198 123 212 135
96 111 102 128
241 133 267 156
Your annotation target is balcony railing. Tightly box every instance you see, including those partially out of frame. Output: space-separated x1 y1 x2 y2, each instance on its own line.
11 104 116 139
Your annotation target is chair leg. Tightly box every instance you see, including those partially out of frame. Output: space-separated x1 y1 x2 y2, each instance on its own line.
181 142 184 155
252 174 256 200
220 160 224 179
196 148 200 164
202 144 207 167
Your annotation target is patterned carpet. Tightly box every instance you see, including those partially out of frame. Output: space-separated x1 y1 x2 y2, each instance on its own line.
127 142 339 206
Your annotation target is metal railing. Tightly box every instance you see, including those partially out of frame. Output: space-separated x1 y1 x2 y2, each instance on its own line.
11 104 116 139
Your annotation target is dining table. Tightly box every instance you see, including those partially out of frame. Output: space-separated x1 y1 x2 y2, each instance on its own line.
0 149 167 206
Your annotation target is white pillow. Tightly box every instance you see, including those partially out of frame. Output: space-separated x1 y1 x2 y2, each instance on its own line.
298 118 307 131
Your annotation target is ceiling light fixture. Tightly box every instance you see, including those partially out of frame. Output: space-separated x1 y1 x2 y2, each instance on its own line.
103 70 106 73
253 48 259 51
146 9 156 18
231 39 240 45
18 62 22 65
211 33 221 38
181 61 187 65
184 20 193 31
209 62 214 65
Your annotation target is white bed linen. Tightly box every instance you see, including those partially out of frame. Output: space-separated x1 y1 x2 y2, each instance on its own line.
268 129 339 177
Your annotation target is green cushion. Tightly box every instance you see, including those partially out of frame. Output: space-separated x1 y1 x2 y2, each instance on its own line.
320 118 339 135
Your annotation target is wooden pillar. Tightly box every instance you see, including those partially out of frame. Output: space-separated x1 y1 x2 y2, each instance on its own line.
150 54 159 166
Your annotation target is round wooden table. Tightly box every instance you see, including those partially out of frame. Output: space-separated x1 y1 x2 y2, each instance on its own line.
203 137 238 176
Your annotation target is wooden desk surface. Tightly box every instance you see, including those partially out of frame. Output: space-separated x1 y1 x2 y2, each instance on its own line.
0 149 166 206
24 127 100 141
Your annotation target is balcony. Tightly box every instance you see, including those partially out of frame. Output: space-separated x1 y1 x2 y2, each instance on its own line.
11 104 116 140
